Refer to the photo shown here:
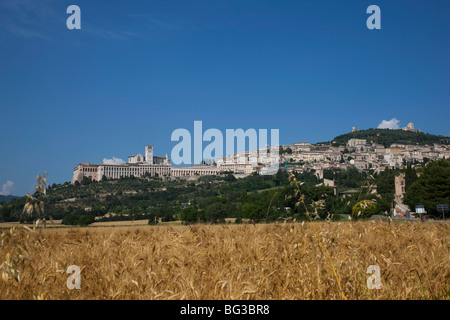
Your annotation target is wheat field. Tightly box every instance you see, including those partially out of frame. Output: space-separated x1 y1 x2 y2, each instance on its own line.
0 221 449 300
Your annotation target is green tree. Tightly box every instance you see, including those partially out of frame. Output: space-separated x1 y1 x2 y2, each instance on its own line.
81 176 91 185
147 213 158 225
180 206 198 224
224 174 237 182
404 163 418 191
403 159 450 217
272 169 289 186
62 213 95 226
323 170 335 180
205 202 227 224
241 203 264 223
375 168 396 202
0 205 12 221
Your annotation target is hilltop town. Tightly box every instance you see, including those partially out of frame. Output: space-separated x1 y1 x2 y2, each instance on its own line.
1 124 449 228
72 124 450 184
282 124 449 179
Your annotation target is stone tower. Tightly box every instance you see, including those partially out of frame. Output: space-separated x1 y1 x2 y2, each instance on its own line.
395 173 406 200
145 145 153 164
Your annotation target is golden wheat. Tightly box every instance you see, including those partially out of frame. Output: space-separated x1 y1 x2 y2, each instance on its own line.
0 221 449 300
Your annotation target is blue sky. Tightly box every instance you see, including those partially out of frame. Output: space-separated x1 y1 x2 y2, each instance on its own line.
0 0 449 196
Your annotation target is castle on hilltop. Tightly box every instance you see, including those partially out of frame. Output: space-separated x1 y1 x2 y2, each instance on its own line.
401 122 422 133
352 122 422 133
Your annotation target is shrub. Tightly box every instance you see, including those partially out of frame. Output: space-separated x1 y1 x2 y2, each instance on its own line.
352 200 377 219
62 213 95 226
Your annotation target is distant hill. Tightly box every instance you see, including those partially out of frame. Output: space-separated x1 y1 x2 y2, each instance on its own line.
0 195 20 203
324 129 449 148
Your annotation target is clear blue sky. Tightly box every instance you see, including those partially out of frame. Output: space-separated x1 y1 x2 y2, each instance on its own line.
0 0 449 196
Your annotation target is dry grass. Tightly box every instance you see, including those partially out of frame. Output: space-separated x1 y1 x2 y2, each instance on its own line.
0 221 449 300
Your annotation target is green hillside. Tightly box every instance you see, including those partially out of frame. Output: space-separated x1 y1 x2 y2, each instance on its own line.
0 169 379 225
2 159 448 225
0 195 20 203
327 129 449 147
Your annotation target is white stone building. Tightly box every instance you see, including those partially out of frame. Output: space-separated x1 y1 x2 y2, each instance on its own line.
71 144 280 184
347 138 367 148
72 145 171 184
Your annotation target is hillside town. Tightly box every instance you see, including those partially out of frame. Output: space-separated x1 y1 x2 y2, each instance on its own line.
72 124 450 184
282 135 450 179
69 124 449 221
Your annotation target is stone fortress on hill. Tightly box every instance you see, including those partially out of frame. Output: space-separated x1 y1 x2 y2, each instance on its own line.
72 124 450 185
